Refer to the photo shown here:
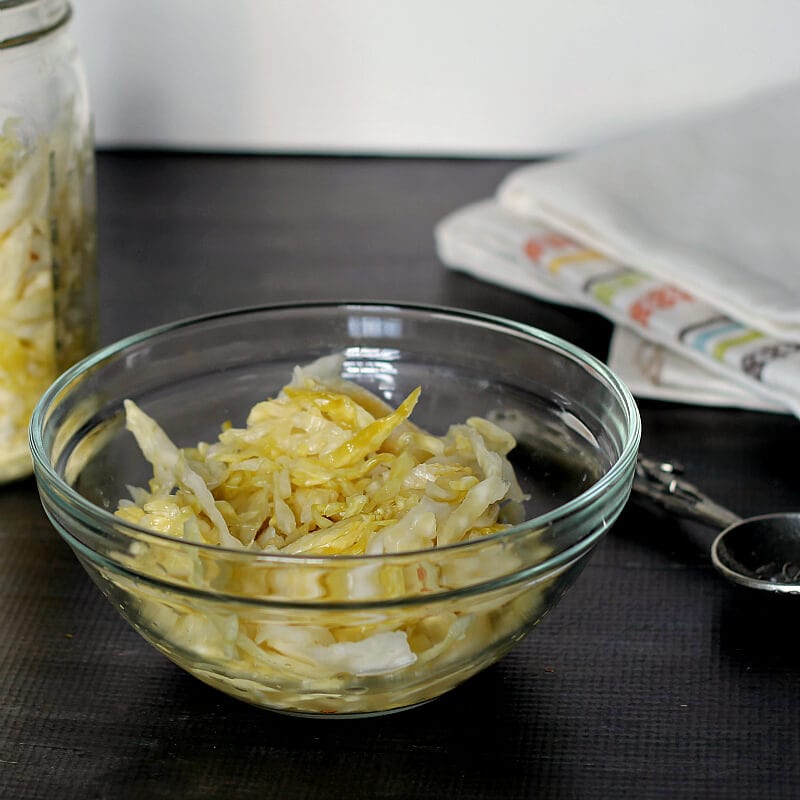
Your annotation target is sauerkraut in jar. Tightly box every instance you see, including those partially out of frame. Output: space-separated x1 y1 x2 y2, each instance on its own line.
0 0 97 482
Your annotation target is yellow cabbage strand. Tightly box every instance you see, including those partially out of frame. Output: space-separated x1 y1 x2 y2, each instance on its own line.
116 371 524 558
113 367 537 690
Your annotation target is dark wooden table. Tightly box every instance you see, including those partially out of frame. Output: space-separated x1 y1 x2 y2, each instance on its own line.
2 153 799 800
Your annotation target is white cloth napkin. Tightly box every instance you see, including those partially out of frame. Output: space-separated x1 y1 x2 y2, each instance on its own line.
436 199 786 413
498 83 800 342
436 83 800 417
607 328 783 412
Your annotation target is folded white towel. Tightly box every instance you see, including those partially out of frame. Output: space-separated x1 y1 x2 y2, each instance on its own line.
436 83 800 417
607 328 783 412
497 83 800 342
436 199 796 414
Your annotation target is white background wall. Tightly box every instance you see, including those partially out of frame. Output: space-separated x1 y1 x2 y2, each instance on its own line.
72 0 800 156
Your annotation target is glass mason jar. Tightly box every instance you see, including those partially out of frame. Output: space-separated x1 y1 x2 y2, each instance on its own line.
0 0 97 483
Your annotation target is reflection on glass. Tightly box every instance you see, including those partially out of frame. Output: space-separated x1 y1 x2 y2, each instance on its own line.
347 315 404 339
343 347 401 400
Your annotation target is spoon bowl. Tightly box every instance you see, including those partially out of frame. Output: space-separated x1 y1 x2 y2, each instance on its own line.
634 457 800 594
712 513 800 593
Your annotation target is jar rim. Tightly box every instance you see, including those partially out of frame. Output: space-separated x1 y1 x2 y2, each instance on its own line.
0 0 70 49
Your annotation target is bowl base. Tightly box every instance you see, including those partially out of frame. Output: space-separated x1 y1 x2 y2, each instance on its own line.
260 697 436 719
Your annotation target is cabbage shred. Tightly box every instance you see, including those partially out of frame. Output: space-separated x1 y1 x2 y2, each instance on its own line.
117 360 527 556
111 362 541 706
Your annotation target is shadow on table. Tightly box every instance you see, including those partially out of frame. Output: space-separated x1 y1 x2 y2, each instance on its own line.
717 587 800 673
84 661 573 800
611 501 715 569
5 476 574 799
617 502 800 673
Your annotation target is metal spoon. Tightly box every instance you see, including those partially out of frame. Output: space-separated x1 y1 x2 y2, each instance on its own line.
632 456 800 594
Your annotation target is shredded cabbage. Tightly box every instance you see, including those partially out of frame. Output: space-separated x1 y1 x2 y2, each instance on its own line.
112 360 550 712
0 114 96 481
117 358 526 556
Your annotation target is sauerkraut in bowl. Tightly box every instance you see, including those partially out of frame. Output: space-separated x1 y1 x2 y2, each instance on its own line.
31 303 639 716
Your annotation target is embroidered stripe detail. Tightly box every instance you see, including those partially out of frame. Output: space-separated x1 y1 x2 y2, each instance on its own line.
582 266 636 294
677 315 731 344
741 343 800 381
711 330 764 362
546 248 603 273
685 321 744 354
590 271 648 307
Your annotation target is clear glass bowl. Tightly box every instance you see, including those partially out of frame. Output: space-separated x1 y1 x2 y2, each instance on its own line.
30 302 640 717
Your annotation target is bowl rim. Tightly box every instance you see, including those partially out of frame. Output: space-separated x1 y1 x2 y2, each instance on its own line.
30 300 641 563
